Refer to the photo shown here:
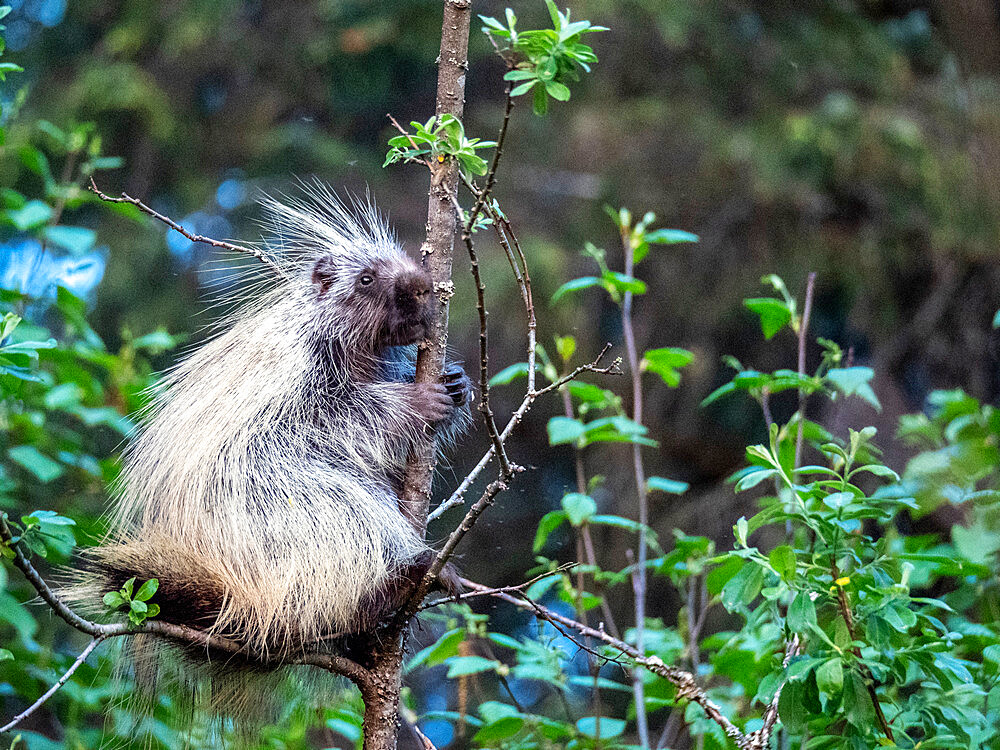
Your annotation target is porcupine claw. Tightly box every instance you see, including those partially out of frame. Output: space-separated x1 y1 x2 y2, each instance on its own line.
442 363 472 407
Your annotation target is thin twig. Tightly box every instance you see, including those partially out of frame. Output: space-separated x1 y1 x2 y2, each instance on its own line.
618 221 651 749
451 192 512 475
466 85 515 231
428 345 619 520
419 565 574 610
832 566 895 741
1 635 105 733
481 199 537 393
793 272 816 469
459 172 537 395
387 113 433 169
460 578 748 746
749 634 802 746
411 721 440 750
87 179 288 281
560 383 622 639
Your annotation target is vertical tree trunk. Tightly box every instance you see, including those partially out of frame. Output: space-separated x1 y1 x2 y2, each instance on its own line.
400 0 472 535
364 3 472 748
360 640 406 750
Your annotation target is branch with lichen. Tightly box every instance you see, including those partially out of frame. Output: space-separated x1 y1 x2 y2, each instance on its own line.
0 515 372 734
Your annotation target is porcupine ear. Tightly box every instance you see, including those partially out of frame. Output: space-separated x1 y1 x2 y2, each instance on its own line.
311 255 338 295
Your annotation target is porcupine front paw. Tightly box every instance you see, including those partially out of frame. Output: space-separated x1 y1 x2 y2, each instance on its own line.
409 381 454 425
443 363 472 408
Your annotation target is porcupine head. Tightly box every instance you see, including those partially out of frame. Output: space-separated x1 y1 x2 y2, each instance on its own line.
65 183 470 746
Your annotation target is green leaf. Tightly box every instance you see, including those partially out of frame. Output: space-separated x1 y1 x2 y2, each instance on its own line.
489 362 530 386
701 382 736 407
826 367 881 410
444 655 501 678
547 416 586 445
134 578 159 602
735 467 778 492
843 670 876 727
509 80 537 97
983 644 1000 668
7 446 63 483
555 335 576 362
545 80 571 101
18 147 53 184
744 297 792 339
561 492 596 526
407 628 464 671
0 648 12 662
735 516 749 547
852 464 899 481
721 562 764 610
103 591 126 610
525 573 560 601
27 510 75 527
8 200 53 231
816 658 844 698
576 717 625 739
823 492 854 510
473 717 525 743
644 228 699 245
768 545 797 582
566 381 614 407
580 416 656 447
778 680 808 733
534 511 568 552
788 591 817 630
641 347 694 387
603 270 646 295
533 84 548 115
647 476 689 495
551 276 602 303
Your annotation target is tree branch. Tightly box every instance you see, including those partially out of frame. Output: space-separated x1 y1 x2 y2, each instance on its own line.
0 635 105 734
87 179 288 281
451 192 512 476
617 222 651 749
459 578 748 746
0 517 372 700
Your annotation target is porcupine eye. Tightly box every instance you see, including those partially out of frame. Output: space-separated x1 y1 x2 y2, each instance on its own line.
359 273 374 286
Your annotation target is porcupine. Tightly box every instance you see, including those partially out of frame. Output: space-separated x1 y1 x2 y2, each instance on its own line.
71 185 471 738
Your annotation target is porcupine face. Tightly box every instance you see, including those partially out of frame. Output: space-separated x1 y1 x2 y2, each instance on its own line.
312 251 433 350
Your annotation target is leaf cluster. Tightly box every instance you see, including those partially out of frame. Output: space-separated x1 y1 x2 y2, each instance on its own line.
103 577 160 627
384 114 496 177
480 0 606 115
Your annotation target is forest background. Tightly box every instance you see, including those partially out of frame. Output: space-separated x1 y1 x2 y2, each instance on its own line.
1 0 1000 748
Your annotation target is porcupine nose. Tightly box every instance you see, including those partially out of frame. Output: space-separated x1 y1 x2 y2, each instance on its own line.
394 272 433 337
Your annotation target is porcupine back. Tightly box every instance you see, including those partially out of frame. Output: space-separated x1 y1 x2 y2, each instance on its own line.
71 186 441 743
